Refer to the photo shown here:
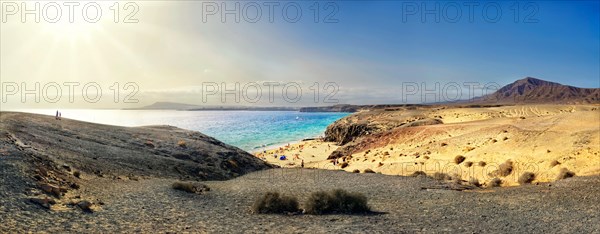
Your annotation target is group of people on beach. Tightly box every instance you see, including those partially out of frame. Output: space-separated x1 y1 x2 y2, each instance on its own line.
55 110 62 120
255 143 306 168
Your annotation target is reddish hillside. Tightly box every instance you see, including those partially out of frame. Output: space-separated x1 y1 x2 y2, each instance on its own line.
472 77 600 104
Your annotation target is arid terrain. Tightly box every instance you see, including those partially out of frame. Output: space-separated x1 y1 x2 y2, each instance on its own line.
2 168 600 233
2 101 600 232
263 78 600 187
260 104 600 187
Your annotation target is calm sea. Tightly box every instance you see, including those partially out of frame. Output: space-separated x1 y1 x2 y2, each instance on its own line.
14 109 349 152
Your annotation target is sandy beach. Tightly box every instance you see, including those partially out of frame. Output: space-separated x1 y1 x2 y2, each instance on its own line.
253 104 600 187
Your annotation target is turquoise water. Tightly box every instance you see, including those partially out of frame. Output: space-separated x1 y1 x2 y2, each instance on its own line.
15 109 349 151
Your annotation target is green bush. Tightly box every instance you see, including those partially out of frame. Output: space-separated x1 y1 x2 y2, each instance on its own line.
304 189 370 215
252 192 299 214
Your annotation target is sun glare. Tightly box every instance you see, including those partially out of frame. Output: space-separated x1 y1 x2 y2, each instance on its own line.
42 20 102 43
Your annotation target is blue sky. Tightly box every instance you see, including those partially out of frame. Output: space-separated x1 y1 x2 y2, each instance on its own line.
276 1 599 88
2 1 598 107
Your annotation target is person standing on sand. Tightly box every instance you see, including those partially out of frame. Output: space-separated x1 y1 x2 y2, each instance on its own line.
55 110 59 120
301 160 304 168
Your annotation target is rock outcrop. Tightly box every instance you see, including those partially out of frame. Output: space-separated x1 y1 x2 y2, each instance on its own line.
0 112 272 212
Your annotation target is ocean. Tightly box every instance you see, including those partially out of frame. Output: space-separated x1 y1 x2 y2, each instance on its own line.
14 109 349 152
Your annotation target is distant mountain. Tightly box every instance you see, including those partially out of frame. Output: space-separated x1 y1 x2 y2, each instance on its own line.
470 77 600 104
128 102 202 110
127 102 298 111
299 104 426 112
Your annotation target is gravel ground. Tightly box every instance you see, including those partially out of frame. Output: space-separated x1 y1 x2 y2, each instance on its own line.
2 168 599 233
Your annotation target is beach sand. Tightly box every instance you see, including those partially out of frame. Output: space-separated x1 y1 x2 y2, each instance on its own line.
253 104 600 187
254 139 340 169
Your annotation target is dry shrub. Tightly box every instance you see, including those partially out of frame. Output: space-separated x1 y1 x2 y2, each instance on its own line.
468 177 481 187
410 171 427 177
73 171 81 178
352 169 360 173
340 162 349 169
363 169 375 173
518 172 536 185
454 155 466 164
549 160 560 168
144 140 155 148
177 140 187 148
498 160 514 176
556 168 575 180
252 192 299 214
464 161 473 167
478 161 487 167
304 189 370 215
488 178 502 187
172 181 210 194
432 172 452 180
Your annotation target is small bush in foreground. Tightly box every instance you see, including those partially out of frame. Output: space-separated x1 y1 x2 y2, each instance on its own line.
340 162 349 169
172 181 210 194
454 155 466 164
518 172 536 185
464 161 473 167
252 192 299 214
432 172 452 181
549 160 561 168
177 140 187 148
488 178 502 187
478 161 487 167
352 169 360 173
468 177 481 187
363 169 375 173
556 168 575 180
304 189 370 215
410 171 427 177
498 160 514 177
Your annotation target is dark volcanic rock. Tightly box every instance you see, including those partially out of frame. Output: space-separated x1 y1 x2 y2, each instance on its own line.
324 122 373 145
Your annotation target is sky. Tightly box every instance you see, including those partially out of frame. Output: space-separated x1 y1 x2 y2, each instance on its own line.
0 1 598 108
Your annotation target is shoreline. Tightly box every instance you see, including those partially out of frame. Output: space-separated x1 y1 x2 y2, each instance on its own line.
249 135 325 154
